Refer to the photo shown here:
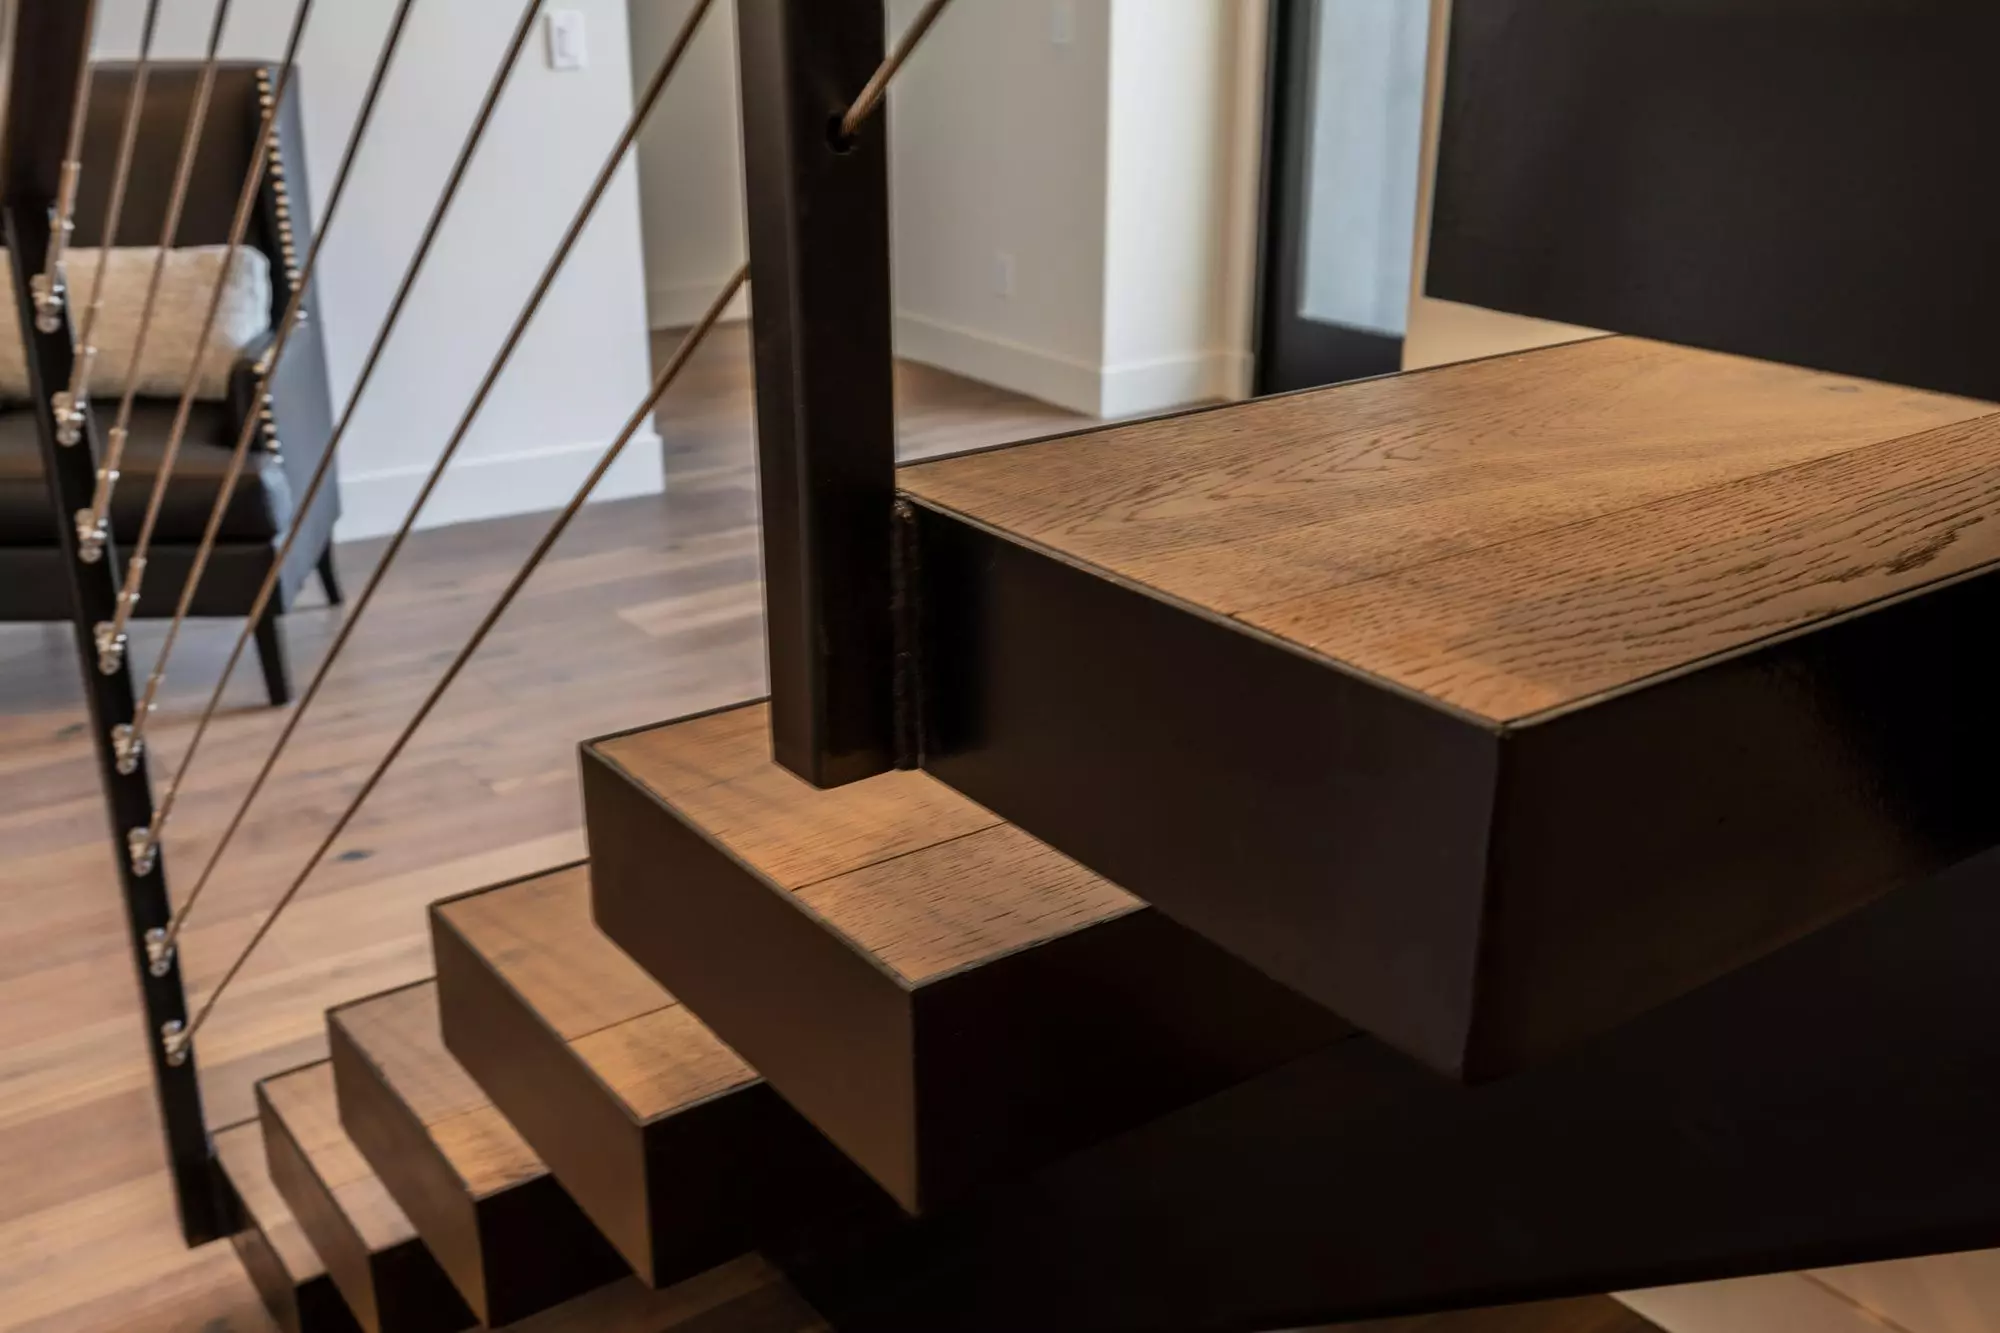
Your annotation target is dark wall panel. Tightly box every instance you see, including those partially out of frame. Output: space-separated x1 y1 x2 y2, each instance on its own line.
1427 0 2000 402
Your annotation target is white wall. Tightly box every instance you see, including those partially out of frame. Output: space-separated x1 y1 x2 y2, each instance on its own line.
628 0 747 328
1101 0 1246 415
94 0 661 539
623 0 1256 419
887 0 1113 413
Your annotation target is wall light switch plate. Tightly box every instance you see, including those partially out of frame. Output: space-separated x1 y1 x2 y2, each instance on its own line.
1050 0 1076 46
546 9 588 70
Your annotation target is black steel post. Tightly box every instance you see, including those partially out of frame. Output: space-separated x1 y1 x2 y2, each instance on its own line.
736 0 899 788
3 1 223 1247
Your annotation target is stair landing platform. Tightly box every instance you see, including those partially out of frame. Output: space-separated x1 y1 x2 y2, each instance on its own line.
898 335 2000 1078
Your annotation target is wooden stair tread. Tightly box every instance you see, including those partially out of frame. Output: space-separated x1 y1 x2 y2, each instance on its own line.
568 1004 765 1123
587 704 1348 1213
434 867 758 1121
260 1060 476 1333
217 1119 325 1283
593 702 1141 983
898 335 2000 723
329 978 628 1326
331 981 540 1199
433 865 861 1287
1254 409 2000 719
898 334 2000 1081
263 1063 419 1253
217 1118 363 1333
433 864 674 1042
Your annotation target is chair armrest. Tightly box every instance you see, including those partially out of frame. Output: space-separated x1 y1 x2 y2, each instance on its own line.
227 315 337 506
227 328 282 449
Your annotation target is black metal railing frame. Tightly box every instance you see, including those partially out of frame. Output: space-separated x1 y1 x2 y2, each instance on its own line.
1 0 223 1246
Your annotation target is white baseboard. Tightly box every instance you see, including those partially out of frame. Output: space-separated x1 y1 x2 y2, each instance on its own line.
895 312 1104 415
895 311 1245 417
334 430 665 542
648 275 752 329
1099 348 1246 418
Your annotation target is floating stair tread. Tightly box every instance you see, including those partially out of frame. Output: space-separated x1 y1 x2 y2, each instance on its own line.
593 701 1142 980
329 979 628 1326
1253 410 2000 719
434 866 758 1120
897 334 2000 1080
217 1118 362 1333
587 704 1347 1214
436 864 675 1041
260 1060 475 1333
264 1063 418 1254
433 865 860 1287
218 1119 325 1283
330 981 540 1198
898 335 2000 723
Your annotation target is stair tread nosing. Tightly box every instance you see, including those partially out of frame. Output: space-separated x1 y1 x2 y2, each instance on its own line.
432 864 865 1288
259 1061 476 1333
215 1120 362 1333
329 979 628 1326
586 701 1350 1215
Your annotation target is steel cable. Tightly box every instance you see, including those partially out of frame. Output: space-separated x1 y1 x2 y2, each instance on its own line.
76 0 240 604
116 0 418 804
52 0 165 448
151 0 712 965
31 0 103 337
163 0 958 1061
134 0 549 926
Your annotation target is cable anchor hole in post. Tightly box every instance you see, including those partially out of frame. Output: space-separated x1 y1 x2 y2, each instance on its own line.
160 1019 189 1067
128 824 159 877
93 619 128 675
144 926 175 978
112 720 145 775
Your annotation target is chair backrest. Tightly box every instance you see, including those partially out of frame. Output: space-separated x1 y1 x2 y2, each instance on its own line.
72 62 314 329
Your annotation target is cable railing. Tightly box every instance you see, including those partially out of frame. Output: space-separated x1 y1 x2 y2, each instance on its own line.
2 0 953 1245
148 0 720 953
76 0 240 615
133 0 551 929
121 0 417 860
52 0 161 447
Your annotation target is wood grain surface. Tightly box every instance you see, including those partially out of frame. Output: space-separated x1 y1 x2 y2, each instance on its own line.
595 703 1138 983
215 1119 324 1284
436 867 756 1122
330 982 541 1200
901 336 2000 721
260 1063 416 1256
1252 408 2000 720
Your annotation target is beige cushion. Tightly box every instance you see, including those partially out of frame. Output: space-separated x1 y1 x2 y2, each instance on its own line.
0 245 272 401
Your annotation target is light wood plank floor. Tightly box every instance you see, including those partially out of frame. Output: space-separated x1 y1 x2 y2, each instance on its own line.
0 327 1081 1331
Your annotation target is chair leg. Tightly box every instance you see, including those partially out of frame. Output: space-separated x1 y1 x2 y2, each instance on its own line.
316 544 344 606
254 606 293 707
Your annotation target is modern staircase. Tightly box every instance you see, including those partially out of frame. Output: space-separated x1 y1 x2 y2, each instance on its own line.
202 334 2000 1331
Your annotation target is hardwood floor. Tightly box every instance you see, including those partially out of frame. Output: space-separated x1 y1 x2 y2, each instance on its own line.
0 327 1080 1332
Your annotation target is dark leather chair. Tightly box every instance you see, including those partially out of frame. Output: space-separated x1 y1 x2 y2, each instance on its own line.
0 62 340 705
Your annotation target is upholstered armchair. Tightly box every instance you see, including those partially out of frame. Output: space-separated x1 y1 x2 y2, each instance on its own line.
0 62 340 705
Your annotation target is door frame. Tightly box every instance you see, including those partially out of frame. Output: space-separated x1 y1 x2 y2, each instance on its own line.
1253 0 1407 396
